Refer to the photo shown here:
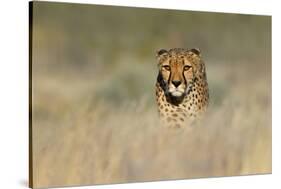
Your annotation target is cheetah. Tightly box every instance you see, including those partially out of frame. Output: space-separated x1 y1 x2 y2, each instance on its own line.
155 48 209 128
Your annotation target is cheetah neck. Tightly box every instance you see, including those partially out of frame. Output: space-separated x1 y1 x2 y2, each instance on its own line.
155 74 209 127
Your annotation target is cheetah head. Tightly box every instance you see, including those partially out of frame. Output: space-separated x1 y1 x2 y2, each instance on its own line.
156 48 203 102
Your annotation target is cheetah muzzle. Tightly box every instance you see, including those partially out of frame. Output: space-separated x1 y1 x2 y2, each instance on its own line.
155 48 209 128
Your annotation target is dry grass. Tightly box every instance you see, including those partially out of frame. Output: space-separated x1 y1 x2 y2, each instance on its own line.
31 2 271 188
32 61 271 188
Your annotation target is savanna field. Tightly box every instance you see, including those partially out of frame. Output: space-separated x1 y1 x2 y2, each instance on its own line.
31 2 271 188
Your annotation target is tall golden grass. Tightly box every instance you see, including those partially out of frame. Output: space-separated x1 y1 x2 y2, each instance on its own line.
31 2 271 188
32 61 271 188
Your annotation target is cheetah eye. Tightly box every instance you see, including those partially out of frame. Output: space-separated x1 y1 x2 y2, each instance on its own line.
162 65 171 71
184 65 191 71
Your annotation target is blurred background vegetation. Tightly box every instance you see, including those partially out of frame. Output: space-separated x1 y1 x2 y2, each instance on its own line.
31 2 271 188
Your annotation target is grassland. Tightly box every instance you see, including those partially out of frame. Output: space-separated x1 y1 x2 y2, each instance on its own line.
31 2 271 188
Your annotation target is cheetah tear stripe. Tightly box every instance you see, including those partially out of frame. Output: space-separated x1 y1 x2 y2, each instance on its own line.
155 48 209 128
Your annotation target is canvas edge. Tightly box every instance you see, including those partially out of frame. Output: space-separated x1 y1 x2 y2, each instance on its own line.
29 1 34 188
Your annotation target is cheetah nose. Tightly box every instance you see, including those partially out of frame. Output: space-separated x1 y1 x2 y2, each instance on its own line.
172 80 181 87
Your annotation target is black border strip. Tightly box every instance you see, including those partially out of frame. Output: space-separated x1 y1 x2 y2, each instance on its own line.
29 1 33 188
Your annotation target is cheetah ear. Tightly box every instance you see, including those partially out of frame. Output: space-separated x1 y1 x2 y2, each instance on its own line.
190 48 201 56
156 49 168 57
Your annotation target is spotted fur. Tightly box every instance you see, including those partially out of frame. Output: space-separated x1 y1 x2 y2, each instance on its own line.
155 48 209 128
